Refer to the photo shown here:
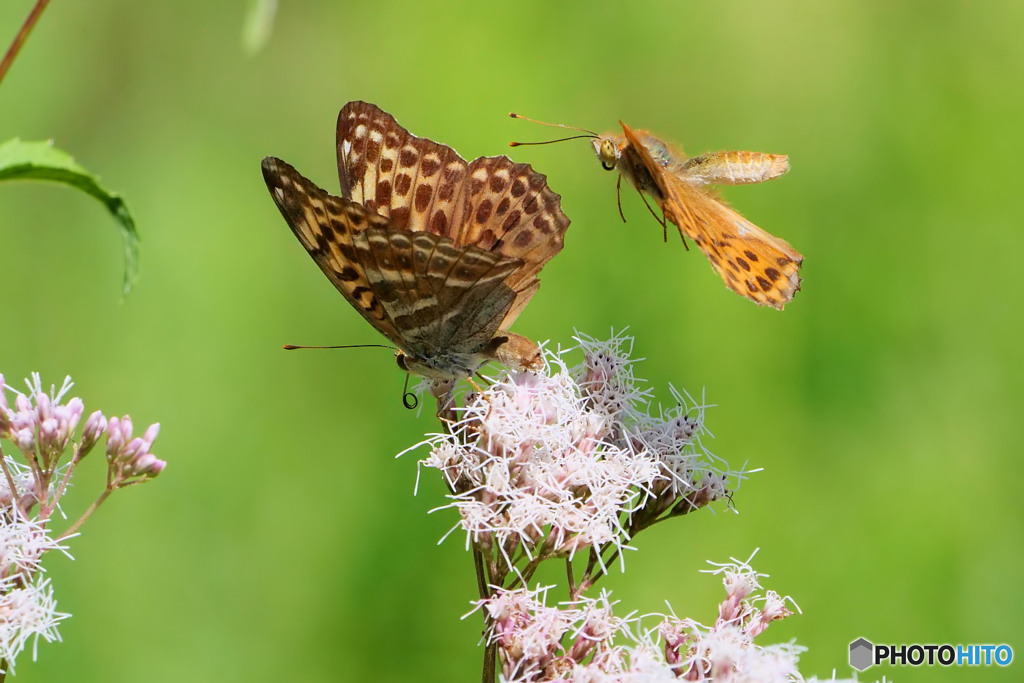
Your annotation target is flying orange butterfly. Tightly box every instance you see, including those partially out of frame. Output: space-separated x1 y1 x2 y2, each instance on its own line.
511 114 803 310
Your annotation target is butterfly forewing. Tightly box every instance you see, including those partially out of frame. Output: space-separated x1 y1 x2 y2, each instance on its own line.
262 156 400 333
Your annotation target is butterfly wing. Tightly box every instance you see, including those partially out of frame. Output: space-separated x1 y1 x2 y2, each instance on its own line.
665 183 802 309
620 123 803 309
262 156 405 343
336 100 468 236
354 228 521 360
453 154 569 327
337 101 569 328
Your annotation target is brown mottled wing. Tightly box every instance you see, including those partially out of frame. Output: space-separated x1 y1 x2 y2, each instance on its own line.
354 228 524 358
262 156 404 343
620 123 802 310
337 100 569 327
336 101 468 236
263 155 525 359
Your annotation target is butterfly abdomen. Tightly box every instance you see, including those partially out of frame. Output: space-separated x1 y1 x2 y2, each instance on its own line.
681 151 789 186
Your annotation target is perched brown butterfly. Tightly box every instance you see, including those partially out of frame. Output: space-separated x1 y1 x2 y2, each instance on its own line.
511 114 802 310
263 101 570 390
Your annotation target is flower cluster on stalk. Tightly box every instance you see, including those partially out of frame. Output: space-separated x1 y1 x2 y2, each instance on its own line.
411 334 877 682
0 373 165 672
414 332 738 591
478 553 867 683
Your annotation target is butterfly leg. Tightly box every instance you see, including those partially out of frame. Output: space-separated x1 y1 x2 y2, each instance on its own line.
636 190 673 245
431 379 458 421
615 175 627 224
669 211 690 251
472 371 496 388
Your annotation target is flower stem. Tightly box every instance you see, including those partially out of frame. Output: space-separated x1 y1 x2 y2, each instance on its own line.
0 0 52 89
481 640 496 683
48 450 79 516
58 487 112 540
0 445 28 519
474 540 497 682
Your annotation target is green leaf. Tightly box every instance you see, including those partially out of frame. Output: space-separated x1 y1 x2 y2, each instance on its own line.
0 138 140 296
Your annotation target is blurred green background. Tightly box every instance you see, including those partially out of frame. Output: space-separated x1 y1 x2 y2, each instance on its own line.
2 1 1022 681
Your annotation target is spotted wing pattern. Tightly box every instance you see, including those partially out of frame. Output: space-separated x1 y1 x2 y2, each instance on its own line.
336 101 570 326
597 122 802 310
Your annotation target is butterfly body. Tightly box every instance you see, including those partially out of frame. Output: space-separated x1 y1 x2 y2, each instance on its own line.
263 101 568 383
594 122 802 310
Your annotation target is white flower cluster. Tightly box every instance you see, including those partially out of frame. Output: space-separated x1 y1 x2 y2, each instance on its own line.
415 332 738 574
479 553 871 683
0 512 70 673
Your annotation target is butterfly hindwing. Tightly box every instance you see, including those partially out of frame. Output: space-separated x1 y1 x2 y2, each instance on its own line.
337 101 467 235
660 180 801 308
356 228 522 357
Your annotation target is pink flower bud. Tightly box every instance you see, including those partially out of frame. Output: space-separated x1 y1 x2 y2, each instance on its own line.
79 410 107 458
141 423 160 448
65 397 84 434
34 392 51 422
0 407 9 439
105 416 124 459
39 417 59 450
15 428 35 454
119 415 134 441
131 453 166 478
51 405 75 451
120 437 145 464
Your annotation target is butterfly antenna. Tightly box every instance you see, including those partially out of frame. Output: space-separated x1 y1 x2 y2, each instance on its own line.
282 343 396 351
402 374 418 410
508 112 598 146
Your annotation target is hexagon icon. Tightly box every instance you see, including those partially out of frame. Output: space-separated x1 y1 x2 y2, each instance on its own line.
849 637 874 671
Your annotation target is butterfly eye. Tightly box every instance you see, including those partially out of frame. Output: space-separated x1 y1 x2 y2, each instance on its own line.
599 139 617 171
395 351 410 371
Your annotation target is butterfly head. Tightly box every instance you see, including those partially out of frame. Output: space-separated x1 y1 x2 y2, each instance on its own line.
593 136 622 172
394 332 542 381
395 350 479 382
